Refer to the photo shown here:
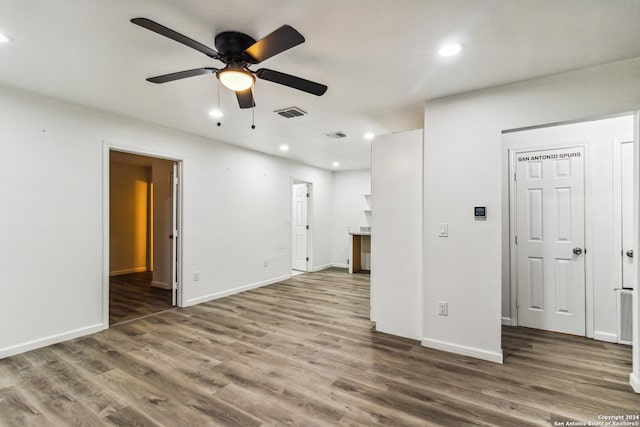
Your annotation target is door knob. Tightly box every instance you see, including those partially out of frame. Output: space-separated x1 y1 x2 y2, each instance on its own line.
572 247 583 255
626 249 634 258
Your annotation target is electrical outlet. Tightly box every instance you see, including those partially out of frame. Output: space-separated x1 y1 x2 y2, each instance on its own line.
263 260 269 267
193 271 200 281
438 301 448 316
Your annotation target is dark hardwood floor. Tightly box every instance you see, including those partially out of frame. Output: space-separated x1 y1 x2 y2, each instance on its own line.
109 271 172 326
0 268 638 426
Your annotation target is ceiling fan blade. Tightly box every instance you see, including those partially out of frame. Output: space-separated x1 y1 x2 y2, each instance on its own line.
245 25 305 63
236 88 256 109
256 68 327 96
131 18 218 59
147 68 218 84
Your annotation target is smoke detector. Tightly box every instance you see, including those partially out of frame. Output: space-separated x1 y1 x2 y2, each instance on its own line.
274 106 307 118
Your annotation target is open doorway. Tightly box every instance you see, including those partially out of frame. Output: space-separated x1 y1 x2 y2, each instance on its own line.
503 115 635 344
291 180 312 275
108 150 181 325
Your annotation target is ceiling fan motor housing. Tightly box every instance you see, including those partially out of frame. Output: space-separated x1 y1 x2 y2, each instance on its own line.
215 31 257 63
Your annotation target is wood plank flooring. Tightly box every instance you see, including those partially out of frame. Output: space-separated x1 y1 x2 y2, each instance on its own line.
1 268 638 426
109 271 172 325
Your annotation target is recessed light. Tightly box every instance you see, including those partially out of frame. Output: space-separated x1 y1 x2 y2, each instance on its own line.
279 145 289 152
438 43 463 57
332 162 340 167
0 33 10 44
364 132 375 140
209 109 223 118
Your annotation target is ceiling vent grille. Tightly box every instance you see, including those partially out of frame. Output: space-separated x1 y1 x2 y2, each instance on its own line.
323 131 347 139
274 107 307 118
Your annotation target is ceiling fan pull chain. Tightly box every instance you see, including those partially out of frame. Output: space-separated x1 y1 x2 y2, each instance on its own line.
251 83 256 129
216 79 222 127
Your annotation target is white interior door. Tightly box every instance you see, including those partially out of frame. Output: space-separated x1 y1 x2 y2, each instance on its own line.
171 162 179 306
516 147 586 335
621 141 635 289
292 183 308 271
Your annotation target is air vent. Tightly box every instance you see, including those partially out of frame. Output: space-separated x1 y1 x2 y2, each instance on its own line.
324 131 347 139
274 107 307 118
618 289 632 345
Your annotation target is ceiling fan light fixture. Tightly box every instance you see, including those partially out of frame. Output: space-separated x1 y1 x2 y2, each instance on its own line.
218 68 255 91
131 18 327 109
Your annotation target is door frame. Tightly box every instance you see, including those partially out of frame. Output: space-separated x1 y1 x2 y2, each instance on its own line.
612 138 635 290
290 178 313 273
507 141 592 337
102 142 184 329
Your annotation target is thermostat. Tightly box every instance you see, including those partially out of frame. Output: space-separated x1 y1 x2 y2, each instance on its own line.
474 206 486 219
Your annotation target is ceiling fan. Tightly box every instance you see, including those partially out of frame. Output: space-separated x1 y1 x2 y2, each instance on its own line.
131 18 328 109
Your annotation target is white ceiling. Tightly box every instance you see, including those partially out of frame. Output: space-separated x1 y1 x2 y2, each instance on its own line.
1 0 639 170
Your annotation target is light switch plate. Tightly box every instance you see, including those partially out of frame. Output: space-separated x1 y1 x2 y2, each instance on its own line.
438 301 448 316
438 223 448 237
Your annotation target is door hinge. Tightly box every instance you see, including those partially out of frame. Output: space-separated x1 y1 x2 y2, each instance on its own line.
513 172 517 181
515 235 518 244
306 193 309 198
306 225 309 230
516 298 519 309
306 257 309 262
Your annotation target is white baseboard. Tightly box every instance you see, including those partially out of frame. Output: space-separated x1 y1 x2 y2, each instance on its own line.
593 330 618 343
421 337 503 364
501 316 512 326
185 274 290 307
630 373 640 394
312 263 333 272
151 281 171 290
376 322 420 341
109 267 147 276
0 323 105 360
330 263 348 269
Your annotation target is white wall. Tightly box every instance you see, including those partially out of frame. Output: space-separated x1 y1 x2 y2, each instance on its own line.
180 147 333 306
371 130 422 340
423 57 640 364
502 116 634 343
0 83 333 358
331 169 371 267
